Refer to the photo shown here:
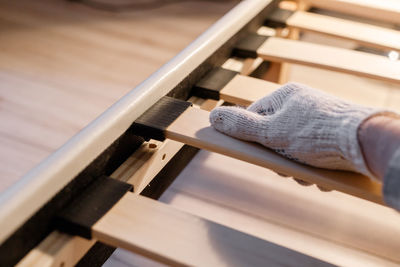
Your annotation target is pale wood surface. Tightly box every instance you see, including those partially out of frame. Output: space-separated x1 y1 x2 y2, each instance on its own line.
1 1 237 265
258 37 400 84
17 232 95 267
303 0 400 24
16 98 220 267
220 74 280 106
287 11 400 51
0 0 236 193
110 97 218 193
220 73 391 108
289 31 400 113
160 150 400 266
165 107 383 204
93 192 329 267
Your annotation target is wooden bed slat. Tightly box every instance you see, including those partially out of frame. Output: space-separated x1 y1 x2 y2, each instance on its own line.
220 75 280 106
286 11 400 51
163 106 383 204
218 74 389 109
258 37 400 84
303 0 400 24
92 193 329 266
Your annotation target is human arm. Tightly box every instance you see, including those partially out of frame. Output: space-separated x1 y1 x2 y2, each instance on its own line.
209 82 400 209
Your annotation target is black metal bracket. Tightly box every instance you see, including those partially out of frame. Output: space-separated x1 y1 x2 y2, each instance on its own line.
130 96 192 141
264 8 294 28
191 67 238 100
55 176 133 239
233 33 269 58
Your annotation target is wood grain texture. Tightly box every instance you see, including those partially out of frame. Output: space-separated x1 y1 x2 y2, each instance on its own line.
258 37 400 84
1 0 237 265
93 193 329 267
161 150 400 265
165 107 383 204
16 232 95 267
219 74 390 108
303 0 400 24
16 97 219 267
0 0 236 194
287 11 400 51
220 74 280 106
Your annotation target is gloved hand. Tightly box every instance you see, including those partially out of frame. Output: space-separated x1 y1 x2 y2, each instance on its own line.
209 82 391 180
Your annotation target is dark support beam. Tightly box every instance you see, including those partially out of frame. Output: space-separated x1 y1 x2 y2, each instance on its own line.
233 34 269 58
264 8 294 28
192 67 238 100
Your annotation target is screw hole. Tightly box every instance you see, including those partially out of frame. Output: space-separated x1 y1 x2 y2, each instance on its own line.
162 154 166 160
149 143 157 149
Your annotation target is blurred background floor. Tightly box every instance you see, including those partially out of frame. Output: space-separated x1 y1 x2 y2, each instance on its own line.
0 0 239 192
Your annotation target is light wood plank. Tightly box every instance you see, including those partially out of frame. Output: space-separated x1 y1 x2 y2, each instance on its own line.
16 232 95 267
16 97 219 267
167 150 400 264
219 74 389 108
287 11 400 51
163 107 382 204
257 37 400 84
220 75 280 106
92 193 329 266
302 0 400 24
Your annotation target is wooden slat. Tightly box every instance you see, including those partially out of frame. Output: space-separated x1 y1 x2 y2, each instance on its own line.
163 107 382 204
286 11 400 51
92 193 329 266
257 37 400 84
220 75 280 106
16 232 95 267
167 150 400 264
219 74 389 108
16 98 219 267
302 0 400 24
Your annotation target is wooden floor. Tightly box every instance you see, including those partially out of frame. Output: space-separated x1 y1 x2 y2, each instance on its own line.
0 0 238 192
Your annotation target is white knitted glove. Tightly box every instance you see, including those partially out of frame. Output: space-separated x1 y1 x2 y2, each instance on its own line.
209 82 389 179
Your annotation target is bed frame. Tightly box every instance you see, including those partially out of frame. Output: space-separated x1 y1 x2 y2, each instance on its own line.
1 0 400 265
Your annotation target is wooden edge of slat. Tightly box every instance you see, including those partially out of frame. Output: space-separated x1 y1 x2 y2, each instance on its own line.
222 57 264 76
303 0 400 24
16 232 95 267
16 98 220 267
218 73 390 109
257 37 400 84
92 193 330 266
165 107 383 204
286 10 400 51
220 74 280 106
17 139 183 266
115 97 219 193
